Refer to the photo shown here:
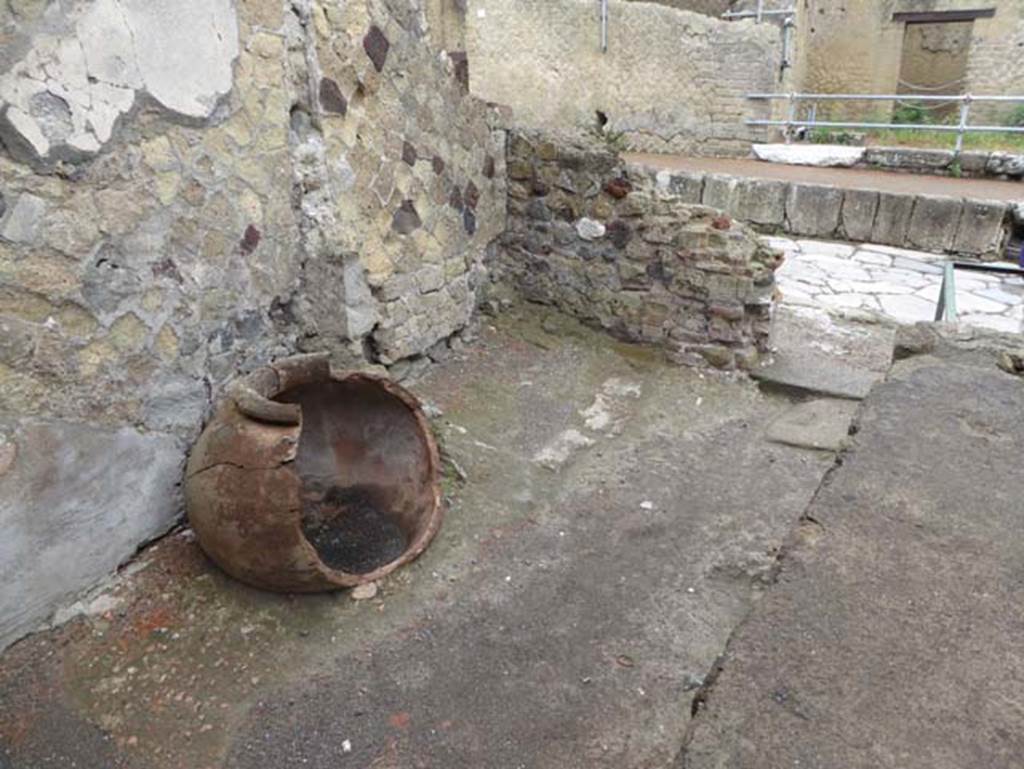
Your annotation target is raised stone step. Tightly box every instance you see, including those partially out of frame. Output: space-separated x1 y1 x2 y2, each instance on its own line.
751 306 897 400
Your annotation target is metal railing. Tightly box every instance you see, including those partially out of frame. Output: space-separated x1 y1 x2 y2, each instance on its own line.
746 92 1024 153
600 0 609 53
722 2 794 23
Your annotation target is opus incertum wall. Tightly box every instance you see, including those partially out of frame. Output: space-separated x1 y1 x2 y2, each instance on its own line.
0 0 506 651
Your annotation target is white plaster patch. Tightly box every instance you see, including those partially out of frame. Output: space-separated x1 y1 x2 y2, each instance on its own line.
0 0 239 164
580 378 642 433
533 429 595 471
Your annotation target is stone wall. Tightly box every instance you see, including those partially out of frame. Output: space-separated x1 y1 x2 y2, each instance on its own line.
465 0 782 157
793 0 1024 123
624 0 732 16
0 0 505 650
494 132 780 370
638 163 1011 258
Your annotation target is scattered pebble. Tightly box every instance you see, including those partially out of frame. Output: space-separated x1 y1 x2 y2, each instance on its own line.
640 501 654 510
342 739 352 753
352 582 379 601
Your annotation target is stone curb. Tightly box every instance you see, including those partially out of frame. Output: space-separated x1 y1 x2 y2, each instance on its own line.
633 165 1012 259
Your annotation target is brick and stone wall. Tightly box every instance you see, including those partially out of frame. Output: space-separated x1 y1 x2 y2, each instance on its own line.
0 0 505 650
494 132 780 370
465 0 782 157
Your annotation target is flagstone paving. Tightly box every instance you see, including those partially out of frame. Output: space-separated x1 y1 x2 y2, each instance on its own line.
769 237 1024 335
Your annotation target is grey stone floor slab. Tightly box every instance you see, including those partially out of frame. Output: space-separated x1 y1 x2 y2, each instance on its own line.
765 398 860 451
0 312 832 769
752 306 896 400
683 353 1024 768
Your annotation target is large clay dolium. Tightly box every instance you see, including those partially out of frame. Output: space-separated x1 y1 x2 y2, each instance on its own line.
184 353 442 592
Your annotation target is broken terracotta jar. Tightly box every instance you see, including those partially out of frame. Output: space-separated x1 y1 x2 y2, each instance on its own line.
185 353 442 592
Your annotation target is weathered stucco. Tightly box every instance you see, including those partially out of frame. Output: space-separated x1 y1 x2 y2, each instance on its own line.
0 0 240 166
0 0 506 650
465 0 781 156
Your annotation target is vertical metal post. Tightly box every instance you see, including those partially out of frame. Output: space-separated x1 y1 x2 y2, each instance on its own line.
781 18 793 73
756 0 764 23
955 95 971 155
935 263 958 323
600 0 608 53
785 92 797 144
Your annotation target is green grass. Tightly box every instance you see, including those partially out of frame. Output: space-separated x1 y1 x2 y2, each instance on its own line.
806 101 1024 153
864 128 1024 152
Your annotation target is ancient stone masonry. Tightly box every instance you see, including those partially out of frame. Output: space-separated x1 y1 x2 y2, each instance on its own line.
643 165 1012 259
0 0 505 650
466 0 782 157
494 132 781 370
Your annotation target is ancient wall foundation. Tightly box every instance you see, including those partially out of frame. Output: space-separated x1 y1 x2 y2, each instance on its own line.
494 132 780 370
0 0 505 650
639 163 1012 258
465 0 782 157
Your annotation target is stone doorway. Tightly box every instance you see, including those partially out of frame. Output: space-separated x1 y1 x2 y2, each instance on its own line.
896 19 973 121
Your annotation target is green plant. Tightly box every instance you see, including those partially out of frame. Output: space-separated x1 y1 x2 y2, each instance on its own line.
807 128 862 146
892 101 932 125
588 125 630 154
1007 104 1024 128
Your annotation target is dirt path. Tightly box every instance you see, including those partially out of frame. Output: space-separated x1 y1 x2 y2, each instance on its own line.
626 153 1024 201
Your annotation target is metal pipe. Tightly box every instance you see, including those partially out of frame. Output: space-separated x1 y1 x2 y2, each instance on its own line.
935 263 957 323
756 0 764 23
747 92 1024 103
955 95 971 154
784 92 797 144
780 18 793 72
745 119 1024 133
600 0 608 53
723 9 794 18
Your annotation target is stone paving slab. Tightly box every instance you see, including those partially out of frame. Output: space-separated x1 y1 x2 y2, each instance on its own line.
683 352 1024 768
751 353 881 400
771 236 1024 335
765 399 860 452
752 306 897 400
0 312 834 769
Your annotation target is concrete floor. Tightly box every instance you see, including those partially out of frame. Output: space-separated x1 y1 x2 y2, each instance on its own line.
0 311 835 769
625 153 1024 201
